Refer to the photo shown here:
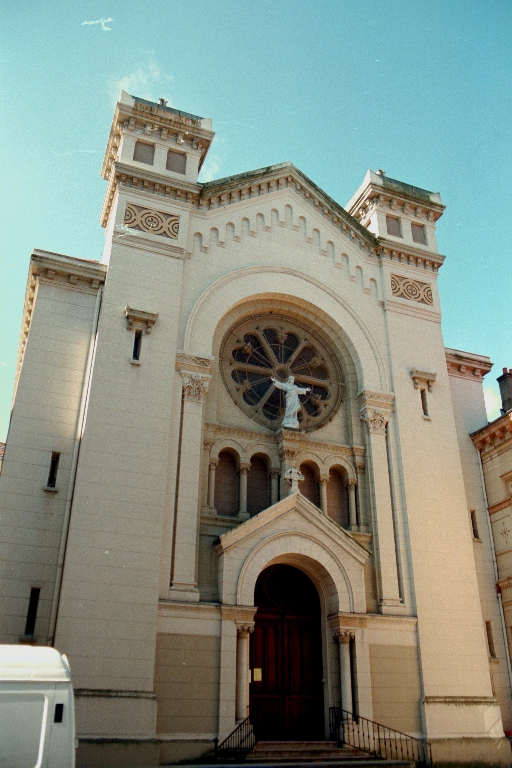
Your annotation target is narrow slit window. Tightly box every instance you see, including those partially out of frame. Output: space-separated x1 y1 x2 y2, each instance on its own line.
386 215 402 237
47 452 60 488
470 510 479 539
54 704 64 723
24 587 40 637
485 621 496 658
420 388 429 417
132 329 142 361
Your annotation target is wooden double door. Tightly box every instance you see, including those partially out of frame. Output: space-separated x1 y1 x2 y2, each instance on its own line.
249 564 324 740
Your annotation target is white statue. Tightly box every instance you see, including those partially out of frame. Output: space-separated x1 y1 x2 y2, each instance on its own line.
271 375 311 429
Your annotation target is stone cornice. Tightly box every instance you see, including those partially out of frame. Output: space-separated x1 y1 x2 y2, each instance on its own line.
471 412 512 454
100 161 202 228
445 348 493 382
203 423 365 460
377 241 445 272
101 97 214 181
100 159 444 273
358 390 395 411
17 251 106 389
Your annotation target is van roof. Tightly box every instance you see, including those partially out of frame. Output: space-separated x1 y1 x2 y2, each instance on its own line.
0 645 71 682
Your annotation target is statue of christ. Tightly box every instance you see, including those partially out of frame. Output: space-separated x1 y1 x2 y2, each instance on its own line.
271 375 311 429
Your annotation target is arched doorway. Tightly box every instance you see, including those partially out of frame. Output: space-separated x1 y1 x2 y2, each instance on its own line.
250 564 324 740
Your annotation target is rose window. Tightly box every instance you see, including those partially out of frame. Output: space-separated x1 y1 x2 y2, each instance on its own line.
220 315 343 431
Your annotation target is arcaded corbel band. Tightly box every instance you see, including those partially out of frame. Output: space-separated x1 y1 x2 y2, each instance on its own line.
181 370 211 403
125 306 159 334
410 369 437 392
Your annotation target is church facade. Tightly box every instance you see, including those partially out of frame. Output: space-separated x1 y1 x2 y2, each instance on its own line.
1 92 511 765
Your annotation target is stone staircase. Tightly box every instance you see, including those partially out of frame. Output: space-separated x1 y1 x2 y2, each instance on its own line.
245 740 413 765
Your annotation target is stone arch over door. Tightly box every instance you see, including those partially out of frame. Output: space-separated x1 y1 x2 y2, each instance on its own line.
235 532 356 614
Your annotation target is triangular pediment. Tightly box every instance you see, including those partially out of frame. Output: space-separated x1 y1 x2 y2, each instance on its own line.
216 492 370 565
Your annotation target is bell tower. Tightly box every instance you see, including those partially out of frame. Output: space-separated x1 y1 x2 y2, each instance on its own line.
52 94 214 742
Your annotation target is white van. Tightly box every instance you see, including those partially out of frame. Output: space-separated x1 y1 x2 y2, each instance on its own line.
0 645 75 768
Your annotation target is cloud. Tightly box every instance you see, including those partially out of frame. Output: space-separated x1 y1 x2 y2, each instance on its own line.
82 18 113 31
199 154 221 183
484 386 501 421
109 59 172 105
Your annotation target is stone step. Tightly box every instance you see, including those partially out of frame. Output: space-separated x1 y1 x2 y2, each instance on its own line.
245 740 405 764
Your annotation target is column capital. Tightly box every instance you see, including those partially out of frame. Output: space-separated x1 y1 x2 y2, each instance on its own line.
270 468 281 479
236 622 255 636
209 457 219 468
344 477 357 488
181 370 211 403
333 628 355 643
319 474 329 484
360 407 389 435
239 463 251 474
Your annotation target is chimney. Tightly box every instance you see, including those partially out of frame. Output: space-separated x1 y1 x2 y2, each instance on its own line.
497 368 512 414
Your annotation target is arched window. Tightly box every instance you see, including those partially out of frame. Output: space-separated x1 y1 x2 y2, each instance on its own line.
215 450 239 516
247 454 270 517
299 462 320 508
327 467 349 528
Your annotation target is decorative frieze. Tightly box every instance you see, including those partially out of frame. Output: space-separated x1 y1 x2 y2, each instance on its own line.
175 351 213 373
358 390 395 411
390 274 433 305
181 370 211 403
445 349 492 382
124 203 179 239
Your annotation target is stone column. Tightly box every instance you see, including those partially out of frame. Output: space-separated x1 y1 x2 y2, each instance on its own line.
360 401 403 614
355 462 366 532
335 629 354 713
345 478 358 530
169 371 211 601
319 475 329 514
238 463 250 521
208 458 218 510
236 623 254 722
270 469 280 505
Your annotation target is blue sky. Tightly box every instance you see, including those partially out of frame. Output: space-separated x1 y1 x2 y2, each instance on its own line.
1 0 510 440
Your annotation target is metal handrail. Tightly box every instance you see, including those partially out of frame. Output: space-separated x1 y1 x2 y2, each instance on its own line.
214 717 256 762
329 706 432 767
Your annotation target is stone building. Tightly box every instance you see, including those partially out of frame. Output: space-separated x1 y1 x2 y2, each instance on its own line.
0 91 511 765
472 370 512 684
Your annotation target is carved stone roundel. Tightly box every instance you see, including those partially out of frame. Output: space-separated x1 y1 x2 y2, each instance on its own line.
220 314 343 432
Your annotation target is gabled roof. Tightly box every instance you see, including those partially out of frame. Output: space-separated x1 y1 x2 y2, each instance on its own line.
215 491 370 565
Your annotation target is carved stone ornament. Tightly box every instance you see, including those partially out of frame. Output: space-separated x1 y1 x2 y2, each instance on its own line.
236 623 255 636
124 203 179 239
390 274 433 305
360 408 389 435
125 306 159 333
181 371 211 403
285 466 304 494
333 629 355 643
410 369 437 392
176 352 212 369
